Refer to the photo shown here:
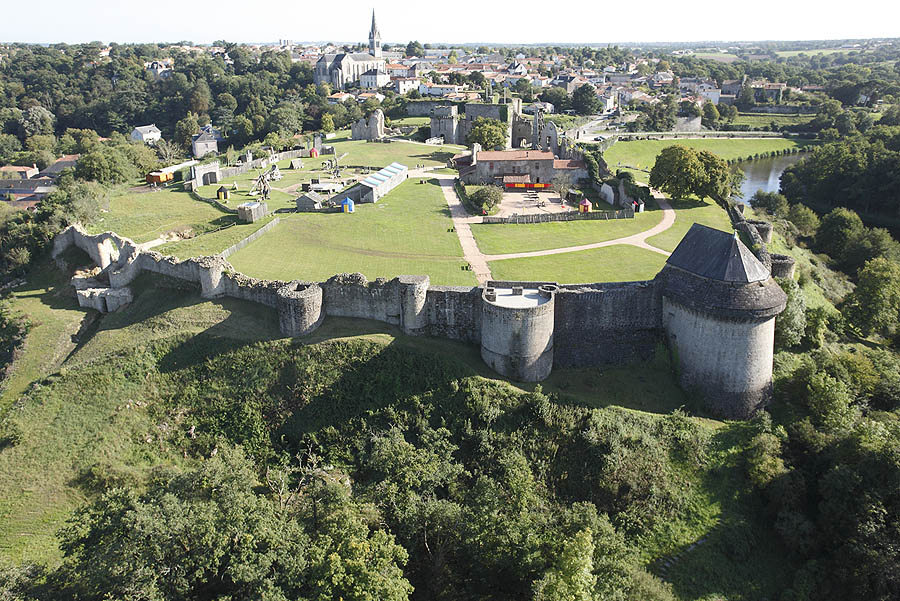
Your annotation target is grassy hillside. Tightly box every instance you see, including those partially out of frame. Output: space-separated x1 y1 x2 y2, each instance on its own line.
0 259 801 600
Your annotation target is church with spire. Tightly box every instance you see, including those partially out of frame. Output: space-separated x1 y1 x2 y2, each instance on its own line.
314 10 387 89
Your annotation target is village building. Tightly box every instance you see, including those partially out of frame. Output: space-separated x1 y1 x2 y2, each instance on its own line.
0 164 39 179
360 69 390 89
455 149 587 188
130 124 161 144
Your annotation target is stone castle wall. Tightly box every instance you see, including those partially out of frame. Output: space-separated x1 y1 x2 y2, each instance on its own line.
553 281 663 367
52 221 786 420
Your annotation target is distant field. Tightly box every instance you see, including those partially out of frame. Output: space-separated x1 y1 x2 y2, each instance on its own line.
488 245 669 284
228 178 477 286
690 52 739 63
604 137 811 183
775 48 850 57
731 113 816 128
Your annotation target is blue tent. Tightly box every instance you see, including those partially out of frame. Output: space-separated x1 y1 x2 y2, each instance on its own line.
341 197 355 213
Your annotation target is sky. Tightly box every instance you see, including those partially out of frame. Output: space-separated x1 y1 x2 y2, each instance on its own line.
1 0 898 46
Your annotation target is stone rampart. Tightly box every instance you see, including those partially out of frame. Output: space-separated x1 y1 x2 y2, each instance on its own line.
424 286 482 344
52 220 785 420
553 281 663 367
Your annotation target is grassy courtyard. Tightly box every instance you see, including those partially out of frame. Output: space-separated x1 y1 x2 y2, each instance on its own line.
158 215 277 258
228 178 477 286
89 189 235 243
488 245 669 284
471 205 664 255
645 196 734 252
603 137 811 183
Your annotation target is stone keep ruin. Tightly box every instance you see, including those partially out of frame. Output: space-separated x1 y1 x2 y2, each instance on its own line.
53 222 789 420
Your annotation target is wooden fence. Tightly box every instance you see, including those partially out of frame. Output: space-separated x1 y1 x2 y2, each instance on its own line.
482 209 634 224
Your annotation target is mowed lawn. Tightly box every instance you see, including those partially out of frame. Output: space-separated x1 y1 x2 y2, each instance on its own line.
646 197 734 252
472 206 664 255
90 189 235 243
603 137 811 183
228 178 477 286
488 245 669 284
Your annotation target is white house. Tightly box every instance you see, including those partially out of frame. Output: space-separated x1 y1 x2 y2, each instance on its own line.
418 82 461 97
393 77 420 95
360 69 390 89
130 124 162 144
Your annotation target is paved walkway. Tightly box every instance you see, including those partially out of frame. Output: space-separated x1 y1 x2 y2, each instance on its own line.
432 175 676 285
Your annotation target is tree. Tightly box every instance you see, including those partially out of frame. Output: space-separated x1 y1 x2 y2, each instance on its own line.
465 117 506 150
551 173 572 202
514 78 534 102
0 133 22 163
470 185 503 212
571 84 599 115
540 87 570 112
534 529 597 601
405 41 424 58
266 105 303 137
155 139 181 164
701 101 719 128
649 145 708 200
19 106 55 138
775 276 807 349
173 112 200 151
843 257 900 337
57 447 413 601
321 113 335 133
74 146 138 185
788 204 820 236
816 208 865 264
750 191 790 218
696 150 743 205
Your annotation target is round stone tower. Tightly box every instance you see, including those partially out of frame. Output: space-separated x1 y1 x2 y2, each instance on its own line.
276 281 324 337
480 284 557 382
658 224 787 419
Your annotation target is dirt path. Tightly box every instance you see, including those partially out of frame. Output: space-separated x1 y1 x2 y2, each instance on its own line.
433 175 493 284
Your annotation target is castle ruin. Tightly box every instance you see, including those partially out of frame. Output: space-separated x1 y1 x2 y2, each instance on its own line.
53 221 787 420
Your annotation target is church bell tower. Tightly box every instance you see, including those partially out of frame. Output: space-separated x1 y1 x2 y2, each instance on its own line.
369 10 382 58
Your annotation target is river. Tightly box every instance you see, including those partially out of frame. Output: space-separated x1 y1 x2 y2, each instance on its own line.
735 153 807 204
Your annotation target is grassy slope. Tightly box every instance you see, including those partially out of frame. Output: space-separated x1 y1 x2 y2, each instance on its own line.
0 260 799 599
489 245 669 284
730 113 815 128
228 178 478 286
157 215 276 258
1 259 87 411
472 206 665 254
89 189 235 243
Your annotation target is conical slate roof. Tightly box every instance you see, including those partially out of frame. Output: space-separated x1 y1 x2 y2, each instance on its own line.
666 224 770 283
